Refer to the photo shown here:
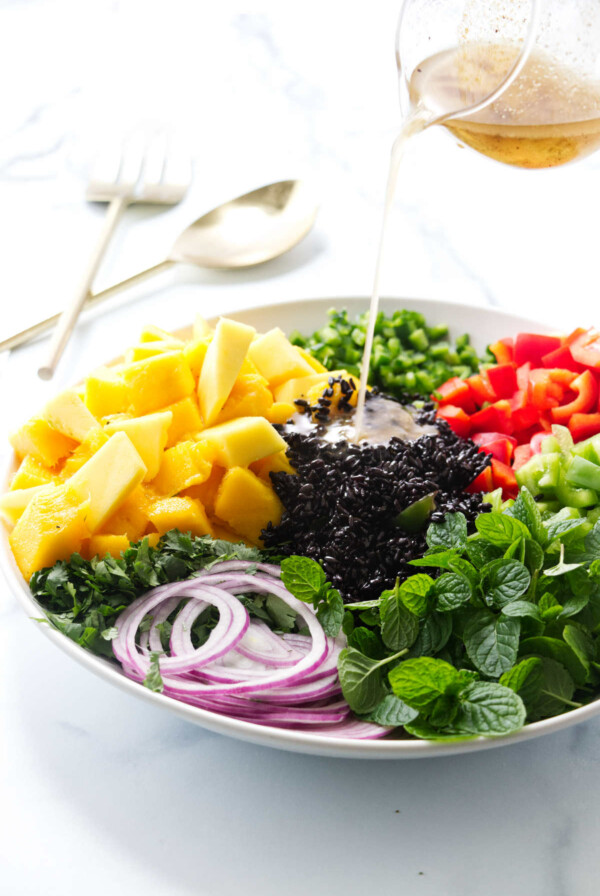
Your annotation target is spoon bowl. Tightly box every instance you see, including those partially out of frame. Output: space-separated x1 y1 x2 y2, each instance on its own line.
170 180 319 269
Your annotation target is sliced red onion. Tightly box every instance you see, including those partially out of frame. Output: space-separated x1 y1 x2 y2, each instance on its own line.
112 565 389 740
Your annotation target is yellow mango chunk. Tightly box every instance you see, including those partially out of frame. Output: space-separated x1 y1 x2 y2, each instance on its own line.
9 484 90 581
193 314 212 340
98 485 152 542
121 351 195 416
214 467 282 544
199 417 286 468
183 465 225 515
273 370 346 405
146 532 161 548
183 336 211 380
43 390 99 442
86 534 130 560
10 455 59 490
0 484 56 527
160 396 203 447
84 367 130 418
214 373 273 425
248 328 314 387
125 340 184 363
198 318 256 426
67 431 146 533
105 411 172 481
139 324 184 345
148 496 213 537
60 428 109 479
265 402 295 425
150 441 212 496
250 450 294 481
10 417 77 467
295 347 328 373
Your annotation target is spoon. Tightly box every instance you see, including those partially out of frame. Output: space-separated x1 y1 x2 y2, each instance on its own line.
1 180 319 354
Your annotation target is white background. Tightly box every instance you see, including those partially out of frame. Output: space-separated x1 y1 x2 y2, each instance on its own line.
2 2 600 894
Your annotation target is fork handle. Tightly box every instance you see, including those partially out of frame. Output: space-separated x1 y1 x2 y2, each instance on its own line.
38 195 128 380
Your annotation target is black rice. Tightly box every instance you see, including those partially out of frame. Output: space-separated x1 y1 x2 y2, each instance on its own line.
262 415 490 603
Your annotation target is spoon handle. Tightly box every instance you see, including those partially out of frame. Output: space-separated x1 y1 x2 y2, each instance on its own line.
0 258 174 355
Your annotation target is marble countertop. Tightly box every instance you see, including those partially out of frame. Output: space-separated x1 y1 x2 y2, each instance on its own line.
2 2 600 894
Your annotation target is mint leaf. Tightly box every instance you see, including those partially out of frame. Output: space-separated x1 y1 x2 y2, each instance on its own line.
510 488 546 545
409 550 459 570
348 627 385 659
502 657 576 721
361 694 419 727
545 544 584 577
466 539 503 568
562 624 594 678
388 657 460 711
338 648 406 714
280 555 326 602
483 560 530 609
316 589 344 638
426 512 467 552
409 612 453 657
475 512 530 546
500 600 542 620
463 611 520 677
433 573 472 612
519 636 587 686
451 681 526 736
398 574 434 617
380 586 419 652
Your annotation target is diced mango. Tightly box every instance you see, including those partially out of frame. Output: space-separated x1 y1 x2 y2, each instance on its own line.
295 346 328 373
273 370 346 405
125 340 184 363
199 417 286 468
193 314 212 340
0 484 56 527
248 328 314 387
150 441 212 496
210 520 254 548
67 431 147 533
214 373 273 425
198 318 256 426
183 336 211 379
121 351 195 416
84 367 130 418
139 324 184 346
59 428 109 479
86 533 130 560
146 532 161 548
160 396 203 447
43 390 99 442
105 411 172 481
265 402 295 425
98 485 153 542
9 484 90 580
250 450 294 481
148 496 213 537
214 467 282 544
183 465 225 515
10 455 59 490
10 417 77 467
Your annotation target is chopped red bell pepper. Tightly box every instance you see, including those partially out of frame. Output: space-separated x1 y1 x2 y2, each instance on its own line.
508 390 540 433
569 413 600 442
568 328 600 369
469 400 513 435
541 345 586 373
516 363 531 391
490 458 519 499
513 444 534 470
530 431 551 454
551 369 599 423
434 377 475 411
486 363 518 399
466 464 494 494
471 432 516 465
466 372 496 404
514 333 562 367
489 338 514 365
528 368 576 410
436 405 471 438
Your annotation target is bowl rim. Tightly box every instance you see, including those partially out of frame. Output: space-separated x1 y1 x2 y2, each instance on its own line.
3 294 597 759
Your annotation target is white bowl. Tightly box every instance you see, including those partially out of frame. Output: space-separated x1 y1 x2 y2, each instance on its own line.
3 295 596 759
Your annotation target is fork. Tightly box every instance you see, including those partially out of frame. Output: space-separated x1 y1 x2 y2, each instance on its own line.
37 129 190 380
